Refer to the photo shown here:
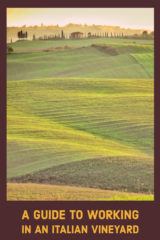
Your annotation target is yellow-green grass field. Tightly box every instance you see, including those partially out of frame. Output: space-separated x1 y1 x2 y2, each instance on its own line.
7 38 154 200
7 183 153 201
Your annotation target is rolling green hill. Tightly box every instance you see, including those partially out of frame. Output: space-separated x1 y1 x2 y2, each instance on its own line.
8 41 153 80
7 38 154 200
8 38 153 52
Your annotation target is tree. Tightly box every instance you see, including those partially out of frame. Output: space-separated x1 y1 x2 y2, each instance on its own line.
105 32 108 38
61 30 65 39
142 30 148 37
17 31 21 39
33 34 36 40
17 30 28 40
7 45 14 54
88 32 92 38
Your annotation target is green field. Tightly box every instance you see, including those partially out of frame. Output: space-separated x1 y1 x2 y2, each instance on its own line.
7 38 154 200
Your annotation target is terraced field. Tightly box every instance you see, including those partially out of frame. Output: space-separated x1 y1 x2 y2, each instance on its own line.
7 38 154 200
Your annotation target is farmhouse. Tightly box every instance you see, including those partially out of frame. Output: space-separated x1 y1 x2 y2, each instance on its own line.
70 32 83 39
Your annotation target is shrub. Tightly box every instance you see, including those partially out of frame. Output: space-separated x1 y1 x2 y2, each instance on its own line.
7 45 14 54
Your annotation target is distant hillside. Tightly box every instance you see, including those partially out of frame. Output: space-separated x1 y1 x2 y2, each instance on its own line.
7 23 150 43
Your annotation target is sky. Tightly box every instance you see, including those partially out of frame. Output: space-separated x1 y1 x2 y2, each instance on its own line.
7 8 154 30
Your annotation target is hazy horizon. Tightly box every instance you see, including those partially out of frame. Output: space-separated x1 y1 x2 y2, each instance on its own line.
7 8 154 30
7 23 152 31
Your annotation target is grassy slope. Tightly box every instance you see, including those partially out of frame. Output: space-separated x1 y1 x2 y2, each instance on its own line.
7 38 154 199
7 183 154 201
9 38 153 52
8 78 153 178
8 44 153 80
